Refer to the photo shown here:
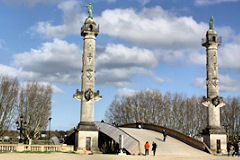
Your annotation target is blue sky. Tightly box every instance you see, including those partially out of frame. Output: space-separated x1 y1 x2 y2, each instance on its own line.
0 0 240 130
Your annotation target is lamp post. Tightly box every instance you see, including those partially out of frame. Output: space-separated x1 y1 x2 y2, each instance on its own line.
48 117 52 145
16 115 26 143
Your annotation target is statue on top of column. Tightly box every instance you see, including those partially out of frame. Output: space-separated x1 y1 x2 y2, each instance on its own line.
85 3 93 18
209 16 214 29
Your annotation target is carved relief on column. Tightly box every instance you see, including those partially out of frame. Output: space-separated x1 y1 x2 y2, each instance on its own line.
84 88 94 101
86 69 93 81
87 42 94 51
87 52 93 63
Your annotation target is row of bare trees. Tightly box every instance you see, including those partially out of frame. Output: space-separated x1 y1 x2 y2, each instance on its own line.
0 75 53 144
105 89 240 142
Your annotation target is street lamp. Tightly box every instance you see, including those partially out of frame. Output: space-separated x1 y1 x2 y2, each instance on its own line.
48 117 52 145
16 115 26 143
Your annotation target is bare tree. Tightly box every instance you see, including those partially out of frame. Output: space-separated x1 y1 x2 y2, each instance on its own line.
18 82 53 144
221 97 240 142
105 90 208 137
0 75 18 136
106 89 240 141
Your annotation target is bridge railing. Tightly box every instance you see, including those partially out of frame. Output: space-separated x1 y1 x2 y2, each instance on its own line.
95 122 141 155
120 123 211 154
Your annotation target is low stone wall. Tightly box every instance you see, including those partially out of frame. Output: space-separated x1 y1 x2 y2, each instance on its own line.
120 123 212 154
0 144 74 152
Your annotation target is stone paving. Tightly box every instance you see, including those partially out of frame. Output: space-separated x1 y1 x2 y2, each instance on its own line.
0 152 239 160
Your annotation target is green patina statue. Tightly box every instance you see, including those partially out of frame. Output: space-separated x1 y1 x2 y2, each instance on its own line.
209 16 214 29
85 3 93 18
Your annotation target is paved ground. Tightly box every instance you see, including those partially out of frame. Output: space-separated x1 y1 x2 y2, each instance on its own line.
0 152 239 160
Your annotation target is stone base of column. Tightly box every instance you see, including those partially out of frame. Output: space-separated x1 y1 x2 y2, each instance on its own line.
77 121 98 131
202 127 227 154
74 122 101 154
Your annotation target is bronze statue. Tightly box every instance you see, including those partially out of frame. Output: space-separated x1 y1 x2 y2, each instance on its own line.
209 16 214 29
85 3 93 18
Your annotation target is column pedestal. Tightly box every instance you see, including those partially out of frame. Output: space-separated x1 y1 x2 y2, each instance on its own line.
74 122 100 154
202 127 227 154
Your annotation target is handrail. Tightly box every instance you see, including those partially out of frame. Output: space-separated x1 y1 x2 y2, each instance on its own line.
95 122 141 155
95 121 140 145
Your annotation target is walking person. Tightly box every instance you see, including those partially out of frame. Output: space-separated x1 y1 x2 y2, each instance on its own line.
231 144 235 156
152 141 157 156
144 141 150 156
163 130 167 142
234 142 239 156
227 142 231 156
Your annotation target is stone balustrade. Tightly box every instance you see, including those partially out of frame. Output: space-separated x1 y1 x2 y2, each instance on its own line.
0 144 73 152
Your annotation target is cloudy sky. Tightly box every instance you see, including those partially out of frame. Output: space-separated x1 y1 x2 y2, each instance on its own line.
0 0 240 130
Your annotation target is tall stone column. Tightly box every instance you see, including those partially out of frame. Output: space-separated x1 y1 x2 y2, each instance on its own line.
201 16 226 153
73 14 102 153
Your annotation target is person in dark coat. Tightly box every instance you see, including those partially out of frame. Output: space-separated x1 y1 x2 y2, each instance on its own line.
234 142 239 156
227 142 231 156
163 130 167 142
152 141 157 156
232 142 239 156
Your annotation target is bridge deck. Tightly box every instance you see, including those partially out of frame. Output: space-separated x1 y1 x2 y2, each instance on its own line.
120 128 209 156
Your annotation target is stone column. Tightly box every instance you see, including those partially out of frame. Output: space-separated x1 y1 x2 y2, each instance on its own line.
201 16 226 153
73 17 102 153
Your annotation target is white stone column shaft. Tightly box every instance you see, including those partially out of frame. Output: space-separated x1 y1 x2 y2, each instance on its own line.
80 35 96 122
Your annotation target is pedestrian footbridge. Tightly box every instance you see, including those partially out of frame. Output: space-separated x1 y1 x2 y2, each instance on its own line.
95 122 211 156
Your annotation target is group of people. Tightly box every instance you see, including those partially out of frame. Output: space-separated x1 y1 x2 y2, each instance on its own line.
144 130 168 156
144 141 157 156
227 142 240 156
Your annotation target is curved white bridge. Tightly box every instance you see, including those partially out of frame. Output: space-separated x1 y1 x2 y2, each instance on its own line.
95 122 209 156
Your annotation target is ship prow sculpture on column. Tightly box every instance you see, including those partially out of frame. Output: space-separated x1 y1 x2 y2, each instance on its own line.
201 16 227 153
73 3 102 153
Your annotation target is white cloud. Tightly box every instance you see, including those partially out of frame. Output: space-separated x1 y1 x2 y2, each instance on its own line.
219 42 240 70
194 74 240 92
181 34 240 71
97 7 207 48
156 49 185 64
32 4 209 48
96 67 156 87
32 0 86 38
1 39 165 88
219 74 240 92
2 0 61 6
30 1 239 69
13 39 82 84
95 43 167 87
0 64 21 78
195 0 240 5
187 51 205 66
117 88 137 97
96 43 157 69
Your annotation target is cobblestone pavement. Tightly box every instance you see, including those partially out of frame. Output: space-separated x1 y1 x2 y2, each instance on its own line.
0 153 239 160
